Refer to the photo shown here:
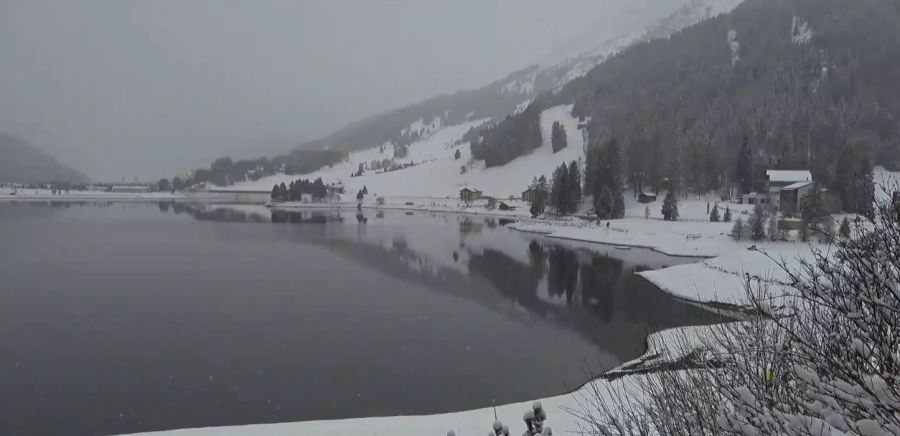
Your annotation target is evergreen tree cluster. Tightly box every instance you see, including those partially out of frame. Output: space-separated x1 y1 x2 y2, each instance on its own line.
186 149 346 189
527 176 550 218
550 121 568 153
586 139 625 219
800 183 827 229
549 161 582 215
834 146 876 218
270 177 328 201
475 0 899 209
470 102 544 167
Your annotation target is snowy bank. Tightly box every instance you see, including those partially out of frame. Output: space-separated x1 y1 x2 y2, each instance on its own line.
639 243 815 305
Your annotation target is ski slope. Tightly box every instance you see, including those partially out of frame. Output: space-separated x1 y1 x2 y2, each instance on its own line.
231 105 585 200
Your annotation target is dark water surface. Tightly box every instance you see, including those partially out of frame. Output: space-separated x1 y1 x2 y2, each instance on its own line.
0 201 721 435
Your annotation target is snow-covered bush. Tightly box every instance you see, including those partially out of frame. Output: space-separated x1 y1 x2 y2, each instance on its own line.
571 197 900 435
731 217 744 240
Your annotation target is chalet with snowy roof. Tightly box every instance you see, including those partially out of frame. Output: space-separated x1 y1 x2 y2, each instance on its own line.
638 191 657 204
459 188 483 203
766 170 813 215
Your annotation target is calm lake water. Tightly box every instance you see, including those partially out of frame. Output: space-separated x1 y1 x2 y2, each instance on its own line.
0 201 721 436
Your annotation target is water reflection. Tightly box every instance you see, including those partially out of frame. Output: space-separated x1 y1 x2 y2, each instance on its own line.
0 202 726 436
157 204 723 353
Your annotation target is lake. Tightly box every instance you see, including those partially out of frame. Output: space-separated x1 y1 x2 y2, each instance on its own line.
0 201 721 435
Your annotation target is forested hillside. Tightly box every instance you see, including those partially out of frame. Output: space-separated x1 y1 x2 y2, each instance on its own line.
476 0 900 204
0 133 89 184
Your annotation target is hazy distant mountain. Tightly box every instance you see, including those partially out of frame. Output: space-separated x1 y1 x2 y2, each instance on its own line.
0 133 89 184
298 0 734 155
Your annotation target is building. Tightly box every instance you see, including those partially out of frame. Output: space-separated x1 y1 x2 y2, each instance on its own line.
111 184 151 193
522 188 534 202
638 192 657 203
740 192 769 206
459 188 483 203
778 181 814 217
766 170 812 212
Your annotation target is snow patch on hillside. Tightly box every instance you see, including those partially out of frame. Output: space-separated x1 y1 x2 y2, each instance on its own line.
791 16 813 45
727 29 740 65
232 105 585 200
403 116 443 137
500 70 537 95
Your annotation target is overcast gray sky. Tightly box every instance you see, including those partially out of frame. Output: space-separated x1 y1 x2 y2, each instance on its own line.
0 0 685 181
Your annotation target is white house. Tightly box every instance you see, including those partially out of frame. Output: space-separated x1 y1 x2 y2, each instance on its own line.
111 184 151 193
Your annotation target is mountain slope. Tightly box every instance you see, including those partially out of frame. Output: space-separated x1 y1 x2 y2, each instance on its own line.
233 105 584 199
0 133 89 184
298 0 739 156
202 0 735 188
479 0 899 198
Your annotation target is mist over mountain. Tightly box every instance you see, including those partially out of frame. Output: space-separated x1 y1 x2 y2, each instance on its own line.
277 0 738 156
0 133 89 184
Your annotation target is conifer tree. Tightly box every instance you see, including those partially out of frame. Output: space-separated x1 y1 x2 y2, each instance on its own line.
750 203 766 240
550 163 570 214
606 140 625 218
551 121 568 153
568 160 582 212
839 217 851 238
723 205 732 222
857 156 875 218
662 189 679 221
736 135 753 194
801 184 826 230
528 176 550 218
768 213 780 241
595 186 614 219
732 217 744 240
709 203 720 222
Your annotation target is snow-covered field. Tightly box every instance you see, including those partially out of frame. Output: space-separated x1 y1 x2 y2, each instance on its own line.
512 196 758 257
231 105 585 200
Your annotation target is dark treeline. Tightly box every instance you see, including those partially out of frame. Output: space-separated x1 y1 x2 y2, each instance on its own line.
190 150 347 186
470 100 544 167
476 0 899 213
270 177 328 202
172 149 347 190
550 121 568 153
549 160 582 215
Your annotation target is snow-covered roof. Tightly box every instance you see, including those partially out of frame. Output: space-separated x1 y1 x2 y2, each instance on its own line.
782 181 813 190
766 170 812 183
